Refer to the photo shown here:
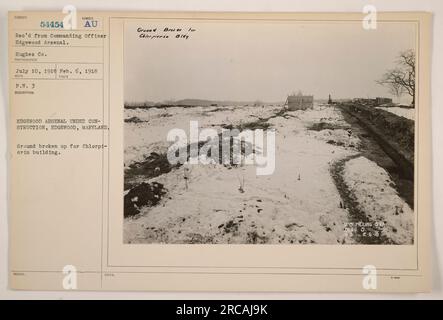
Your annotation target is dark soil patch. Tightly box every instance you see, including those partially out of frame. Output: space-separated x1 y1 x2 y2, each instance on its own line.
183 233 214 244
308 122 349 131
246 231 269 244
124 182 167 217
285 222 303 230
224 220 239 234
326 140 345 147
205 107 227 113
124 116 146 123
222 119 271 131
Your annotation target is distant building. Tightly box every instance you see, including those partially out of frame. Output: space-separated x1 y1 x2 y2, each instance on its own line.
353 98 374 104
328 94 333 105
375 97 393 105
286 92 314 110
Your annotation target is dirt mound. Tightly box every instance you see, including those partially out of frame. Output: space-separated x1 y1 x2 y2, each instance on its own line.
125 152 175 190
124 116 145 123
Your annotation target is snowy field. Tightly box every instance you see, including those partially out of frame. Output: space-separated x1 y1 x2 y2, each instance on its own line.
123 104 414 244
377 106 415 120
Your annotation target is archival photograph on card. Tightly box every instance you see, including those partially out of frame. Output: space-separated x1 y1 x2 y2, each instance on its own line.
123 21 416 245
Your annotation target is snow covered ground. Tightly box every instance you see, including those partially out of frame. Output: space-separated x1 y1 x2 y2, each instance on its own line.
376 107 415 121
123 103 414 244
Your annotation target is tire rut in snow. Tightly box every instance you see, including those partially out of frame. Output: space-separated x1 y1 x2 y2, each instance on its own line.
330 155 392 244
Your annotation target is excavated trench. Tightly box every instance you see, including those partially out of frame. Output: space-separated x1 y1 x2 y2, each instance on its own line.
337 104 414 208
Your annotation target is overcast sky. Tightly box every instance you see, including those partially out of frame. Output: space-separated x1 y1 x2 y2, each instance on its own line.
124 20 416 103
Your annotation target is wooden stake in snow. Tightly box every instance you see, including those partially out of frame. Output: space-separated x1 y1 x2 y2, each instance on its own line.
183 164 191 190
237 169 245 194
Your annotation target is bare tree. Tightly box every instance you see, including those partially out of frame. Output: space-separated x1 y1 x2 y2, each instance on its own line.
377 49 416 107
